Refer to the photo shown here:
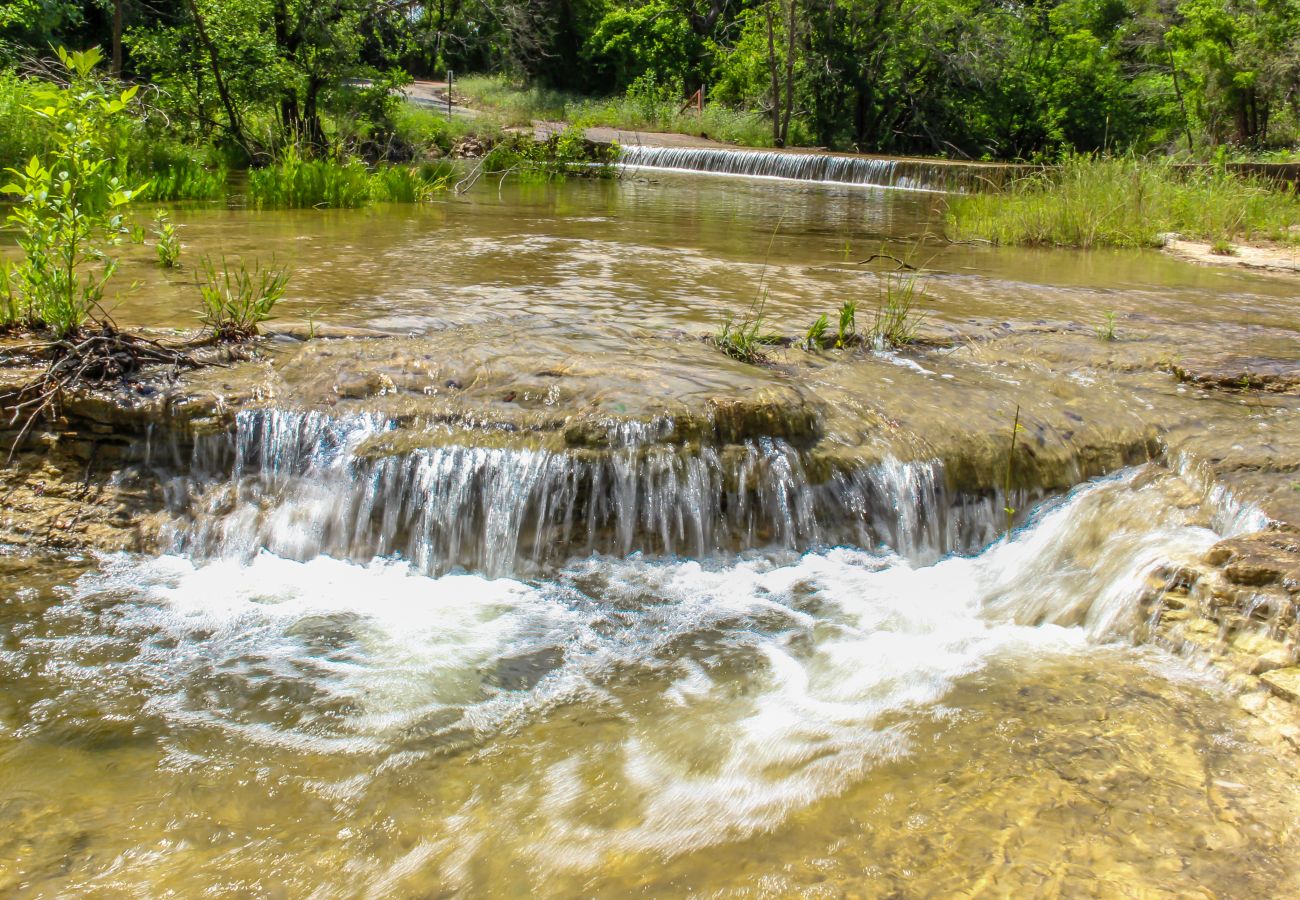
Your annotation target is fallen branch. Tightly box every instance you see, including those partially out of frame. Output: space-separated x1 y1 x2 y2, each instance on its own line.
856 253 918 271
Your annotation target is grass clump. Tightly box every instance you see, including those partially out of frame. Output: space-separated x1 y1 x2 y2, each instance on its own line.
197 256 289 340
945 154 1300 249
870 274 927 349
138 153 226 202
0 260 25 331
715 311 779 364
801 273 928 351
248 152 450 208
803 313 829 350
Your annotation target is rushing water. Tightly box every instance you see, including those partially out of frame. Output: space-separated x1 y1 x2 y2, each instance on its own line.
3 471 1299 895
3 172 1300 895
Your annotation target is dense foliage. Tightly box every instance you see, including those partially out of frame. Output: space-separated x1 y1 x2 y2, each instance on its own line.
3 0 1300 159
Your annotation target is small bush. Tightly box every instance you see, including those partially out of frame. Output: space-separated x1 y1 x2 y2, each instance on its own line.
153 210 181 267
197 256 289 339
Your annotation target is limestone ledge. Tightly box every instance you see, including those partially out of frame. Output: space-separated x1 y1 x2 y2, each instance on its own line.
1149 526 1300 752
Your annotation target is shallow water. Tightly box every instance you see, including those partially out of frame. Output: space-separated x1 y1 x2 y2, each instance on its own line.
3 173 1300 895
2 473 1299 895
75 173 1300 347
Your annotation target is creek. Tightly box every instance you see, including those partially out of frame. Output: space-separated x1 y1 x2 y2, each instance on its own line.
1 171 1298 895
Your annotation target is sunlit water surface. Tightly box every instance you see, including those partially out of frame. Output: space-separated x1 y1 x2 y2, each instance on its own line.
1 174 1299 895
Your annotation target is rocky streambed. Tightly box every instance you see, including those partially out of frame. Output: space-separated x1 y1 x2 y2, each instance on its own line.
3 309 1298 753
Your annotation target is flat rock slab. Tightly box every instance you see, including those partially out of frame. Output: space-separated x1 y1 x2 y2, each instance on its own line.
1172 355 1300 393
1262 667 1300 703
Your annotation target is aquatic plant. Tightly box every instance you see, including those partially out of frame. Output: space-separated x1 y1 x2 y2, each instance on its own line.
1003 405 1023 535
869 274 927 349
140 154 226 202
249 152 451 208
835 300 857 348
0 260 24 330
714 311 778 364
153 210 181 267
1096 310 1118 342
248 153 374 208
945 154 1300 249
803 313 829 350
197 255 289 339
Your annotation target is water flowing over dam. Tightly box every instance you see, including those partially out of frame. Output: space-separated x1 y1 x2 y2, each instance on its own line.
3 173 1299 896
617 144 1008 191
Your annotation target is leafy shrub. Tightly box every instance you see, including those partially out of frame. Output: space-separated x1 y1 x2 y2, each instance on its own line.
1 48 148 337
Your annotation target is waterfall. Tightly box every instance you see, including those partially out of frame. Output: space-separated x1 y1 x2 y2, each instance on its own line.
618 145 950 191
161 408 1020 576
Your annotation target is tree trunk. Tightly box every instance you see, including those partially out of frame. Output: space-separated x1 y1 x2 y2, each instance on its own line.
111 0 124 78
184 0 246 148
779 0 798 147
766 1 783 147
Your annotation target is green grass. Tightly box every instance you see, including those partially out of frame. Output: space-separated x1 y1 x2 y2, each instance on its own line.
945 154 1300 249
714 310 780 363
870 274 927 349
198 255 289 339
455 75 777 147
390 104 497 154
247 153 452 208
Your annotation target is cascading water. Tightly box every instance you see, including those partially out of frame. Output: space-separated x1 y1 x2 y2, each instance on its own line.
618 145 953 191
9 462 1291 895
159 409 1019 576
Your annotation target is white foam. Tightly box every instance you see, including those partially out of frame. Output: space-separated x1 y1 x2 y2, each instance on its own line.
54 467 1224 870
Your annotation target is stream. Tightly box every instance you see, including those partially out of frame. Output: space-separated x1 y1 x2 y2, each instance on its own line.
2 172 1299 896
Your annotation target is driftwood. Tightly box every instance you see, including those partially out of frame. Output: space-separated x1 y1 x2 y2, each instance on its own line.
2 325 201 462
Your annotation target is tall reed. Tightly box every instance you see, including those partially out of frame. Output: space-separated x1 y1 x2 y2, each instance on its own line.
946 154 1300 248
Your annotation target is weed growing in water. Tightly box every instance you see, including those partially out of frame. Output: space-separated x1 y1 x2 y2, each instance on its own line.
869 273 927 349
835 300 857 348
803 313 829 349
0 260 25 330
715 311 778 363
1096 310 1118 341
1003 405 1023 536
153 210 181 267
197 256 289 340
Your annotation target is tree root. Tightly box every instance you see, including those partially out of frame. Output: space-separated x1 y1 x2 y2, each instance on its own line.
2 324 202 464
